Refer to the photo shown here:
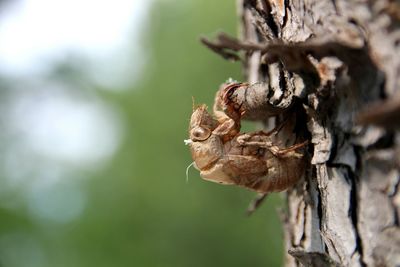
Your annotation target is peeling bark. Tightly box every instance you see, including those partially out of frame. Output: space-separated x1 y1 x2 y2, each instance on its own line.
204 0 400 266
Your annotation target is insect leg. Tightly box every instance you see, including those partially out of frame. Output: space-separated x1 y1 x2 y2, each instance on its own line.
270 140 308 158
237 135 308 158
259 115 292 137
246 193 268 216
236 133 274 147
260 140 308 158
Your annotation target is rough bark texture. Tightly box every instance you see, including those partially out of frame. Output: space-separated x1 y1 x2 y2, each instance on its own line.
232 1 400 266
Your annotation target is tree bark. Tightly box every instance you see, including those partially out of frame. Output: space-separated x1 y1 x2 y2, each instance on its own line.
207 0 400 266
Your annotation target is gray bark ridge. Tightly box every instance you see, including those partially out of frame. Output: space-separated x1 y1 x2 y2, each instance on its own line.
233 1 400 266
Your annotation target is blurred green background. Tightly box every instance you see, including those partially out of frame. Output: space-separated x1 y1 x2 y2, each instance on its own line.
0 0 284 266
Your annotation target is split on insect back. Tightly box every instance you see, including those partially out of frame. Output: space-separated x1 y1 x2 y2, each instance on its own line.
185 81 309 214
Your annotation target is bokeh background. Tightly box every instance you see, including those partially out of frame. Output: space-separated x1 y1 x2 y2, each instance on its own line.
0 0 284 266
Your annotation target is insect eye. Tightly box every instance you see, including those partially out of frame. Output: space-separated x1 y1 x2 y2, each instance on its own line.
191 127 211 141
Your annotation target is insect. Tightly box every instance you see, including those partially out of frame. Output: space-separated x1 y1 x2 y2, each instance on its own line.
185 82 308 195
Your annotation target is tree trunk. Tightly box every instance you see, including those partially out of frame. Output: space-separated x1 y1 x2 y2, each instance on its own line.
206 0 400 266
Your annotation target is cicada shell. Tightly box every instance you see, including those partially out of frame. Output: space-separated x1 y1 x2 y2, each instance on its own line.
186 102 307 193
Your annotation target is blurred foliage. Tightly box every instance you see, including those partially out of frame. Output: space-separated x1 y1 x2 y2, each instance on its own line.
0 0 284 266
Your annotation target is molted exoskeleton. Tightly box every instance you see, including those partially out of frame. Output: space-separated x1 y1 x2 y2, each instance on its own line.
186 100 307 193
